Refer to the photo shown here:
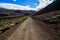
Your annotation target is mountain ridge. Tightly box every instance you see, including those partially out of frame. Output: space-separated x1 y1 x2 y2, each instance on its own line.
33 0 60 15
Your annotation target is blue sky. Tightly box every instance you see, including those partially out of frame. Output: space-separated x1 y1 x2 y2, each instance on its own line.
0 0 40 8
0 0 56 11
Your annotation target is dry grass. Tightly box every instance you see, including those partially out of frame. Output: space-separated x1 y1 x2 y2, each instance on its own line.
0 16 28 34
32 10 60 40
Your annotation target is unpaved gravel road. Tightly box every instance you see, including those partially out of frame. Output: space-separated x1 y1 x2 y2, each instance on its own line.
8 17 54 40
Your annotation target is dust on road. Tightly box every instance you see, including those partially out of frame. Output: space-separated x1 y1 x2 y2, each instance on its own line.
8 17 54 40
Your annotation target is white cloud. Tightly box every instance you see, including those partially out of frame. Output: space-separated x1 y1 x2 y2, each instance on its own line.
0 0 54 11
13 0 16 2
36 0 54 10
0 3 35 10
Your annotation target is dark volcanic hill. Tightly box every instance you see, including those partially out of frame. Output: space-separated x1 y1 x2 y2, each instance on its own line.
33 0 60 15
0 8 36 16
15 10 36 14
0 8 36 14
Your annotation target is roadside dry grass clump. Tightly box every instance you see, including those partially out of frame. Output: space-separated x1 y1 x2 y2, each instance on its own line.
0 16 28 34
33 10 60 24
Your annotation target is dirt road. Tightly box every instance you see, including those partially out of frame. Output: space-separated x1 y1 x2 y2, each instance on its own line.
8 17 54 40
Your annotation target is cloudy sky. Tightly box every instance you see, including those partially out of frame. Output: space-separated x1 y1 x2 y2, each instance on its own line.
0 0 56 11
